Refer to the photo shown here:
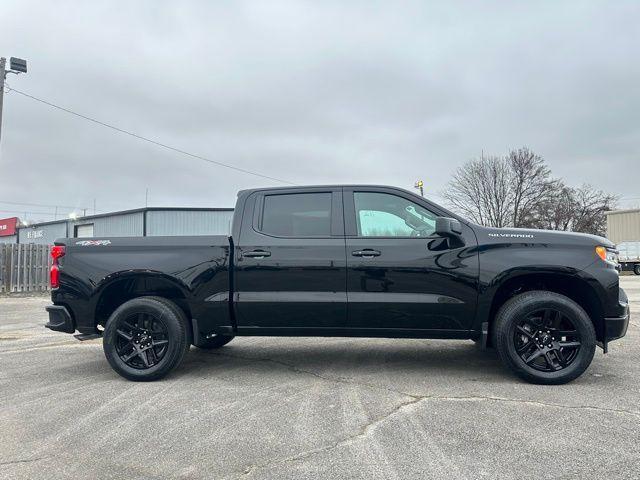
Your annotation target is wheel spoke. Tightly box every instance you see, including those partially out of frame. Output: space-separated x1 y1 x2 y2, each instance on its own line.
147 347 159 365
516 340 536 355
554 348 568 368
122 320 140 333
121 349 140 363
139 350 151 368
558 340 581 348
116 329 133 341
524 349 544 365
544 352 561 371
516 325 534 338
152 339 168 347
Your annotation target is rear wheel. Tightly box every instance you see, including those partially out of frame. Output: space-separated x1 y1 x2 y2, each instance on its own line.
103 296 189 381
494 291 596 385
194 334 235 350
634 264 640 275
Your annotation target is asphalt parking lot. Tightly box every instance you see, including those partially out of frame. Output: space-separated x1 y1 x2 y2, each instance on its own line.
1 277 639 480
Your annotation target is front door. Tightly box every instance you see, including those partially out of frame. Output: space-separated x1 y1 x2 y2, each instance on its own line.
234 188 347 332
343 187 478 333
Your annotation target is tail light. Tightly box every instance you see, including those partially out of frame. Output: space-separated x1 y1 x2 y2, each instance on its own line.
50 246 65 288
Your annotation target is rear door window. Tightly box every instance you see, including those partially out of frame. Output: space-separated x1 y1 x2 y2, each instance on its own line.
260 193 332 237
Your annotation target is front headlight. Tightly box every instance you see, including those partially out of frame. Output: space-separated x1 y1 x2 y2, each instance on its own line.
595 246 619 267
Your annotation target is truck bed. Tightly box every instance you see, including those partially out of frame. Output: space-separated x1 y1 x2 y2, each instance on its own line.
51 235 232 335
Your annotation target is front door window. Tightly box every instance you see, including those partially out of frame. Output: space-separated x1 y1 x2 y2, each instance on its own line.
354 192 436 237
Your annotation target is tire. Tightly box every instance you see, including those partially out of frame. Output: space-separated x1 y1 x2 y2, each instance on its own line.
194 334 235 350
103 296 189 381
634 264 640 275
493 291 596 385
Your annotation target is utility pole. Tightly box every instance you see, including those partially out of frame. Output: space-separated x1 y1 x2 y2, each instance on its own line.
0 57 6 147
0 56 28 152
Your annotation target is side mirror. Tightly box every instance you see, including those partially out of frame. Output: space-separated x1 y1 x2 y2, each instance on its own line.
435 217 463 238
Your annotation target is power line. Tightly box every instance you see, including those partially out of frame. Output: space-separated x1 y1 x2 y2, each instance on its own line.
5 86 296 186
0 199 87 210
0 208 74 217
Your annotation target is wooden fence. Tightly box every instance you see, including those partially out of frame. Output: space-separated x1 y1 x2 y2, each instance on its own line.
0 244 52 293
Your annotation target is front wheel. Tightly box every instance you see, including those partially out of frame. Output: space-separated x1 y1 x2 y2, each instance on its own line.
494 291 596 385
634 264 640 275
103 296 189 381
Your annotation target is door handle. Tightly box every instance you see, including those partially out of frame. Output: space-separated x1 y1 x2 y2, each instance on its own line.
243 250 271 259
351 249 381 258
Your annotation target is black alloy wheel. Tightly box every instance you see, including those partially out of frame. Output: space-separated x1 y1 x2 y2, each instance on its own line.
494 291 596 385
103 296 189 381
513 308 581 372
114 312 169 369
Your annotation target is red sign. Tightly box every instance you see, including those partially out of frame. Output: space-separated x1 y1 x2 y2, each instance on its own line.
0 217 18 236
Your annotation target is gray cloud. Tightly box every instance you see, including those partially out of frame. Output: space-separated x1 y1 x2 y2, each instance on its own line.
1 0 639 223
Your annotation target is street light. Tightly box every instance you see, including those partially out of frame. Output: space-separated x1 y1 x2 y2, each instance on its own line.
414 180 424 197
9 57 27 73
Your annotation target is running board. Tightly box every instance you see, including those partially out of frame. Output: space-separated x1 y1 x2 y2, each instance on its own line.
74 333 102 341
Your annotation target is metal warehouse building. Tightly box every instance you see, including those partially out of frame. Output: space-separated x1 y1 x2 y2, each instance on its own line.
606 208 640 244
0 207 233 245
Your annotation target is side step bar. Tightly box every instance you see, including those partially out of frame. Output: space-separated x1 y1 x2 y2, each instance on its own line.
74 333 102 341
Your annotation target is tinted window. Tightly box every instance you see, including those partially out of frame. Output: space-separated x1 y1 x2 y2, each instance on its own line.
261 193 332 236
354 192 436 237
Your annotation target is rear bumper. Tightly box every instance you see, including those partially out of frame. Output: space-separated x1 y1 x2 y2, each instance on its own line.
45 305 75 334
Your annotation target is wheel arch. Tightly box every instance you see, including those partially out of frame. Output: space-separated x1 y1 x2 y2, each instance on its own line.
94 272 193 336
484 271 605 346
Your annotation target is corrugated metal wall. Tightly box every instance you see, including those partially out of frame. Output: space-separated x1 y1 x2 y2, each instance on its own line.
8 208 233 244
70 211 144 237
607 209 640 244
0 235 17 244
146 210 233 236
19 222 68 245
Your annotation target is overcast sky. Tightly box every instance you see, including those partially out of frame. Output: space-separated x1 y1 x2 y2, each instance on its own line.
1 1 639 222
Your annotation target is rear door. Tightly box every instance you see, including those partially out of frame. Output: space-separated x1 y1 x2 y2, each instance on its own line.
343 187 478 333
234 188 347 332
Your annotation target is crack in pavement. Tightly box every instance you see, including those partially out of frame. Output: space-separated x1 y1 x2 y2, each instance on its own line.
0 456 51 466
210 350 640 478
208 350 640 418
233 392 640 478
237 395 426 478
207 350 419 400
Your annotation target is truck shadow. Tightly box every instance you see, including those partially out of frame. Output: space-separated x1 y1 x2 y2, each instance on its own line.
180 339 508 382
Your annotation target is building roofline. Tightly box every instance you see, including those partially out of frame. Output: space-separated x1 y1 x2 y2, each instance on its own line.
606 208 640 215
19 206 234 228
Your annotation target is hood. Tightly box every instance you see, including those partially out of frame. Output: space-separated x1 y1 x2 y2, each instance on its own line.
476 226 615 248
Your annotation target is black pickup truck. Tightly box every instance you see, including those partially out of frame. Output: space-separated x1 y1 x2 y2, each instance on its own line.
45 185 629 384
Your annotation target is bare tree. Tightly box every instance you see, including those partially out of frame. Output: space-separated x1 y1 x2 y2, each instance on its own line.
442 154 512 227
507 147 557 227
441 148 617 235
533 184 618 236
